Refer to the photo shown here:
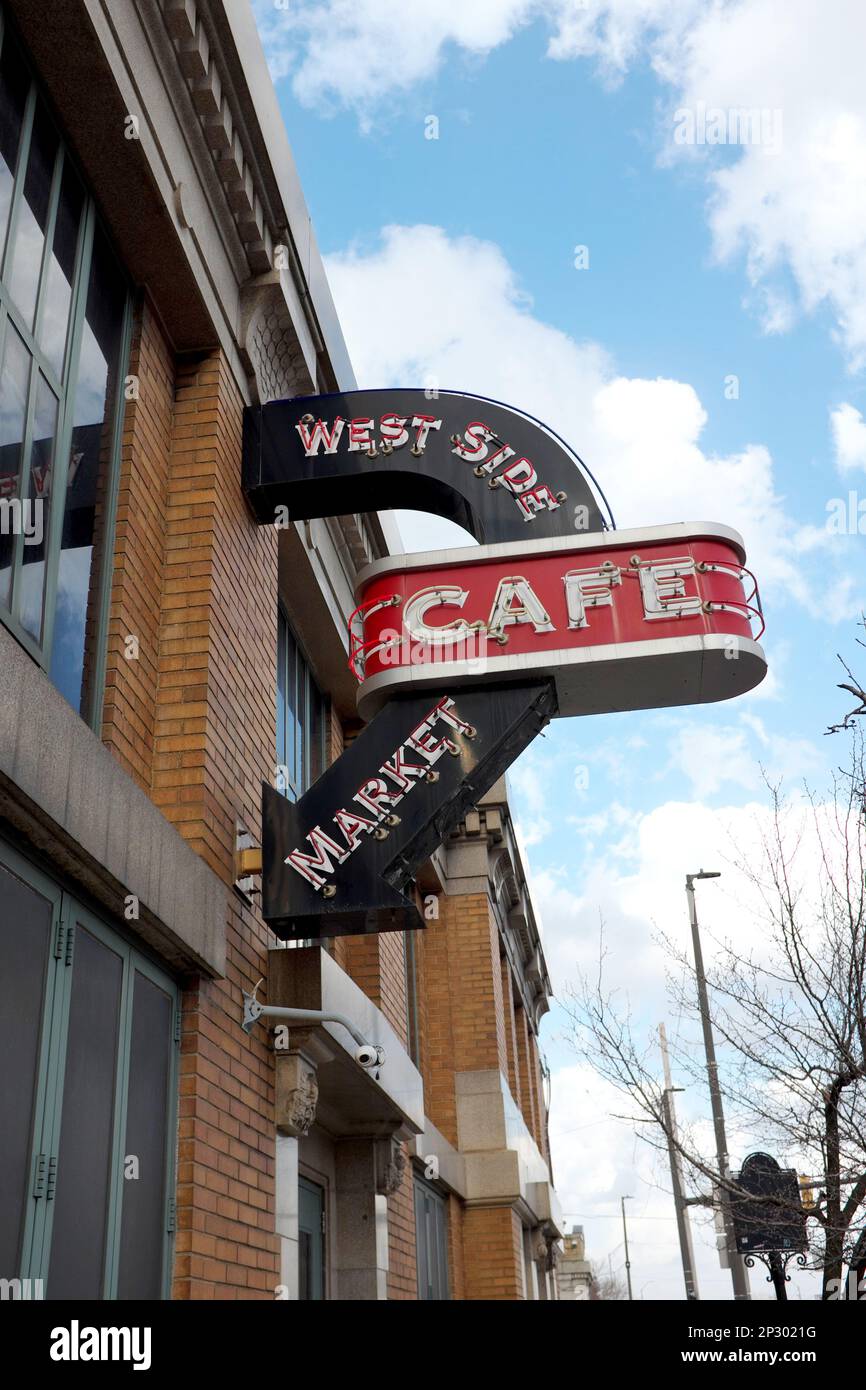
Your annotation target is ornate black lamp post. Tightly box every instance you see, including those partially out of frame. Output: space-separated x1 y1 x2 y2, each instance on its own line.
730 1152 809 1300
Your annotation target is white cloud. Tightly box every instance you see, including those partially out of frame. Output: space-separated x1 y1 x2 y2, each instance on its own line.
831 402 866 472
256 0 866 366
664 725 757 800
252 0 537 125
551 0 866 366
515 764 839 1001
545 0 699 75
528 796 756 997
664 716 821 799
325 223 845 608
655 1 866 366
252 0 698 116
506 755 553 848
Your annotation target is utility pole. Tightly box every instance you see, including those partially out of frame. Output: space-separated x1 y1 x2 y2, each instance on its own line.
659 1023 700 1300
621 1195 634 1300
685 871 751 1302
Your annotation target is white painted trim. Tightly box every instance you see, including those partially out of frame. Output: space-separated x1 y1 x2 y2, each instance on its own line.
354 521 748 593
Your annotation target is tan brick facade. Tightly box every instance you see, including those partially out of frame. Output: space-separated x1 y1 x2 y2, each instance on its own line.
418 891 509 1145
405 885 554 1298
462 1207 525 1300
104 308 281 1299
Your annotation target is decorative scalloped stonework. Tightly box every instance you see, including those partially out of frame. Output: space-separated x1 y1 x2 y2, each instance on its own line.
240 275 314 404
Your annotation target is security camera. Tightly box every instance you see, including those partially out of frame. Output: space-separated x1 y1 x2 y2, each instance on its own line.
355 1043 385 1069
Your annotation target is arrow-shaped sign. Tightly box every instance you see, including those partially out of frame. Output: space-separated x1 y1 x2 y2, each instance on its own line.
261 682 556 939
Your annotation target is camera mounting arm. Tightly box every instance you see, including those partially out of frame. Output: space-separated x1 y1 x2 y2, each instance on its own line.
241 979 385 1070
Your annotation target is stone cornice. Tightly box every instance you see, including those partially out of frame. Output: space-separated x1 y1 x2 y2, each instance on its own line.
161 0 272 275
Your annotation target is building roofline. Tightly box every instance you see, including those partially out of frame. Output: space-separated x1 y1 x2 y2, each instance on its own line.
201 0 357 392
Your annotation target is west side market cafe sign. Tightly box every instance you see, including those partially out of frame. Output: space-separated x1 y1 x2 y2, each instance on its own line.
350 522 765 719
266 523 766 931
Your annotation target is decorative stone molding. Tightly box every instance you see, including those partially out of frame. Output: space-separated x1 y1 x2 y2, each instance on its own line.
275 1051 319 1138
161 0 272 273
374 1136 407 1196
336 514 375 572
534 1228 558 1273
239 273 315 405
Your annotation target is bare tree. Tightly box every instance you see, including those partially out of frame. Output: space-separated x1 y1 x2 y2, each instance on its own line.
826 614 866 735
564 733 866 1300
590 1269 629 1301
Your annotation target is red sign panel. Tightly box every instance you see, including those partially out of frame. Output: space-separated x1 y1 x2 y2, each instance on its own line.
351 523 766 721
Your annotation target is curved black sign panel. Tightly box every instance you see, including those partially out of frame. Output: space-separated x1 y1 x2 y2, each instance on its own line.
261 681 556 938
243 389 611 544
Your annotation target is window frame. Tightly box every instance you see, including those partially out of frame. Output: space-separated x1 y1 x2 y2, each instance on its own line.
276 603 328 801
2 836 180 1300
0 5 132 728
297 1173 327 1301
414 1171 451 1300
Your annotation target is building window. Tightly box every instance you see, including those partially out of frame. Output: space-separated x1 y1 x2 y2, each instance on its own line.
276 605 327 800
414 1174 450 1300
0 8 130 724
298 1176 326 1300
0 838 179 1299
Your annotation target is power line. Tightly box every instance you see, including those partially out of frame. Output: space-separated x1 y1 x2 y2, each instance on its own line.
559 1211 703 1222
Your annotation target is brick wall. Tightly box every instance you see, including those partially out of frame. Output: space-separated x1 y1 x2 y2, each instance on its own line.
414 897 455 1145
102 298 174 790
529 1030 550 1166
501 956 522 1113
339 917 417 1297
419 891 509 1147
387 1152 417 1300
515 1002 540 1148
103 307 281 1299
446 1193 466 1300
417 891 537 1301
462 1206 525 1300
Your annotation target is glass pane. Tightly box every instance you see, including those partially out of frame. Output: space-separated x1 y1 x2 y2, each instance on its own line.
117 971 173 1300
47 923 122 1300
0 322 30 609
299 1230 311 1301
49 223 124 714
0 28 28 262
7 98 57 329
18 372 56 639
38 158 83 378
414 1184 428 1299
276 611 286 777
414 1180 449 1300
0 862 52 1274
434 1197 450 1298
296 654 308 793
283 620 297 796
298 1178 324 1300
310 680 325 786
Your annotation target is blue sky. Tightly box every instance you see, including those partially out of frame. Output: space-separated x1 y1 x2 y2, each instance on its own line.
253 0 866 1299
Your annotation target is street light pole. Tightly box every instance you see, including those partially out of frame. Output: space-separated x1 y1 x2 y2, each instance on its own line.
685 871 751 1302
621 1195 634 1301
659 1022 700 1300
